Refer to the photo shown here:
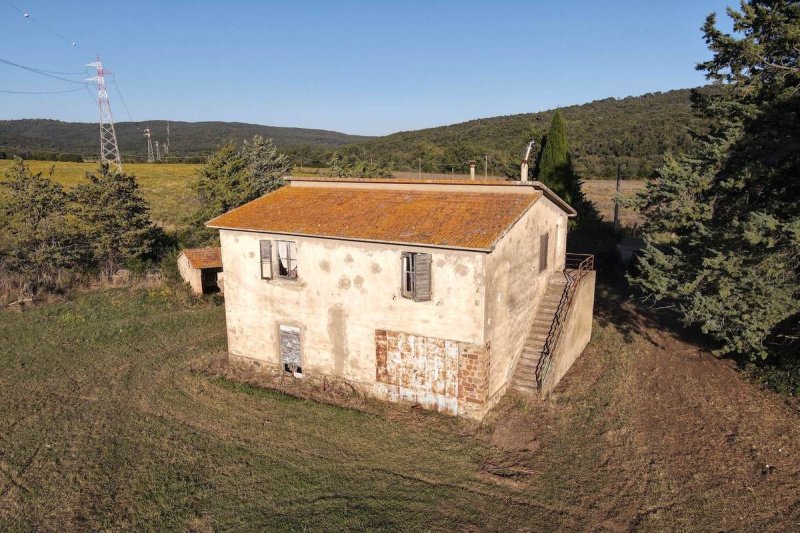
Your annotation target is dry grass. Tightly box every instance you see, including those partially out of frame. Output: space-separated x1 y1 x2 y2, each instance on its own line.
0 286 798 530
0 161 199 230
581 179 645 228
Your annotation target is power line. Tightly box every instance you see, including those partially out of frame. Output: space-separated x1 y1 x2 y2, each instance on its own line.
0 87 85 94
109 73 134 122
0 57 89 85
1 0 80 48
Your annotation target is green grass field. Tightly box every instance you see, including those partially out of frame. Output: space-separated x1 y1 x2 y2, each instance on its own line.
1 287 798 530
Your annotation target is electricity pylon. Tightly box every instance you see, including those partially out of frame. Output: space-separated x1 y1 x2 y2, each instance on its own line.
155 140 161 162
86 55 122 172
144 127 154 163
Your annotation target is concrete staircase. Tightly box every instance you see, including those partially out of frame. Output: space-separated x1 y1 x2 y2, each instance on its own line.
510 273 568 394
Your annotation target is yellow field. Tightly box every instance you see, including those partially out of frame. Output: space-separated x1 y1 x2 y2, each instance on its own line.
0 161 645 230
0 160 199 229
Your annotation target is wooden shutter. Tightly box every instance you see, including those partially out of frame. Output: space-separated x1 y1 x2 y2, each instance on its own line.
539 233 549 273
413 253 432 302
259 240 272 279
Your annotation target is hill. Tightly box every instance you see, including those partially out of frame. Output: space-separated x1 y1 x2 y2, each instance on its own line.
348 88 706 179
0 119 372 162
0 88 707 177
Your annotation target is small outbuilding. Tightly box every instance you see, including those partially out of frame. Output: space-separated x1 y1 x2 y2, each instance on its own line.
177 247 223 295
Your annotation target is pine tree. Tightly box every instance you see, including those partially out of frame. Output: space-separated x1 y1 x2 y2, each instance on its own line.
630 0 800 360
73 164 158 277
0 158 88 293
536 110 579 205
240 135 292 196
192 136 293 235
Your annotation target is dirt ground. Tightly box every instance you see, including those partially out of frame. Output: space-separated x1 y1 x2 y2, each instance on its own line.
486 291 800 530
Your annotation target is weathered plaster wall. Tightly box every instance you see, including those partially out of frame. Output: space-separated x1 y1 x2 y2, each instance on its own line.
177 253 203 295
220 229 486 393
483 197 569 405
540 271 596 396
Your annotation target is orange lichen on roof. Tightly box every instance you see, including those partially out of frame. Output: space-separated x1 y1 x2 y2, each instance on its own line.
207 186 541 251
182 247 222 269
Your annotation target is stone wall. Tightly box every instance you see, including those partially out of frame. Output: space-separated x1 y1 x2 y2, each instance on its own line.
540 271 596 396
177 253 203 295
374 329 489 419
483 196 569 405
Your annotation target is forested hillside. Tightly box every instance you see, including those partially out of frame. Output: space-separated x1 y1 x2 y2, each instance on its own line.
0 88 707 177
348 88 707 179
0 119 371 162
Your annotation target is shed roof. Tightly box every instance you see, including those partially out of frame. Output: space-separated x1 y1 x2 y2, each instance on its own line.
181 247 222 269
206 186 542 251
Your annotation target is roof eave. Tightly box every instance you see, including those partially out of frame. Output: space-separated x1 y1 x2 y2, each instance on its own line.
530 181 577 217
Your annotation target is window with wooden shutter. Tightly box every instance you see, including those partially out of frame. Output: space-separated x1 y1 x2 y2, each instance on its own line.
259 240 272 279
539 232 549 273
413 253 432 302
277 240 298 279
400 252 432 302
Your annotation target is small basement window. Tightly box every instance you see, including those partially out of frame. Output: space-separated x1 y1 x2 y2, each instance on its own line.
280 325 302 376
401 252 432 302
277 240 298 279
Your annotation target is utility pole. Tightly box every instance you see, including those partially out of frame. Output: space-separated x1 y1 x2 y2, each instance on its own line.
418 157 421 179
484 155 488 178
155 140 161 162
164 122 170 155
613 163 623 231
86 55 122 172
144 127 154 163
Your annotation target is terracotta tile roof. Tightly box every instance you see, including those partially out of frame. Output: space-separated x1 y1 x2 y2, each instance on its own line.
182 247 222 269
289 177 518 186
206 186 541 251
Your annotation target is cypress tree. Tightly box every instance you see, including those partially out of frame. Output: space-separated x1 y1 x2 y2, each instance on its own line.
536 110 579 205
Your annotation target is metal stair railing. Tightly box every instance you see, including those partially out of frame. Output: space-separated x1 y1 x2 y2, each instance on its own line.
535 253 594 389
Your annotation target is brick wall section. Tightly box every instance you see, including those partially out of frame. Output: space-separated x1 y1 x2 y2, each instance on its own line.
457 344 489 407
375 329 489 419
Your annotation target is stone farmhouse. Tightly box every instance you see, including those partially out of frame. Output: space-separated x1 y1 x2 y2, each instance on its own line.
206 177 595 420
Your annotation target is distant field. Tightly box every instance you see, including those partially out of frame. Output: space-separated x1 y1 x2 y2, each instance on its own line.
0 161 644 230
582 179 645 228
0 161 198 230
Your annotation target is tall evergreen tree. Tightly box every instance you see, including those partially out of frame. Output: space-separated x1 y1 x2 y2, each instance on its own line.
630 0 800 360
0 158 87 293
536 110 579 205
192 136 293 232
73 164 159 277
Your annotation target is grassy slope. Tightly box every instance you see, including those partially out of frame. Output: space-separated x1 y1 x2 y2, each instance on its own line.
1 288 797 530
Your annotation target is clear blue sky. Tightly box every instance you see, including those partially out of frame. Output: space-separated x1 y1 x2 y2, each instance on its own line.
1 0 733 136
